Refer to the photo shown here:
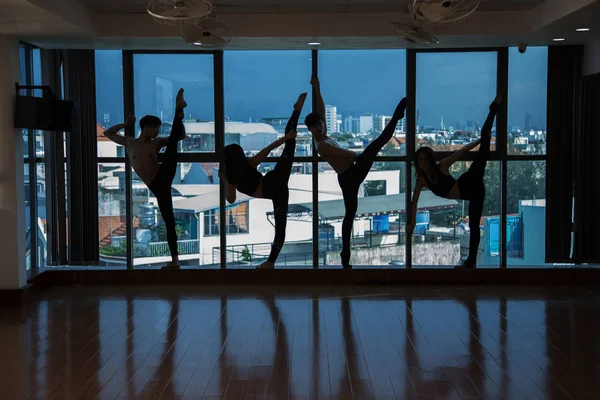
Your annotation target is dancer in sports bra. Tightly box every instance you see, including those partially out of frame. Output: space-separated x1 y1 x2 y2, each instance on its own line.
104 88 187 270
305 76 407 269
220 92 307 269
406 94 502 269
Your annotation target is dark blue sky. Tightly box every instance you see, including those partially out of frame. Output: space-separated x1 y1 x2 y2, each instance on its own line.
95 47 547 130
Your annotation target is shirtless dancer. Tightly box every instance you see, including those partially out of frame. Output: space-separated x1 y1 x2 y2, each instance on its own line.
104 88 187 270
306 77 407 268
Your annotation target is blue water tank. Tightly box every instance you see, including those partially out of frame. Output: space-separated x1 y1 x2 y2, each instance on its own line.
373 215 390 233
414 211 430 234
139 203 157 228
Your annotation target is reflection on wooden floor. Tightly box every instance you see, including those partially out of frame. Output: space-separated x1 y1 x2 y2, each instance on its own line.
1 285 600 399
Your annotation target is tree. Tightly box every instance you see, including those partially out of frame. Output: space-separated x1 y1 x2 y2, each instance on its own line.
449 160 545 217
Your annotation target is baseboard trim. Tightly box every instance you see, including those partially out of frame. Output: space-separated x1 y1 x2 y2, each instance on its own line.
28 267 600 287
0 284 32 307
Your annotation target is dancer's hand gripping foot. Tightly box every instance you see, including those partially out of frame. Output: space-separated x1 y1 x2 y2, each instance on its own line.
176 88 187 140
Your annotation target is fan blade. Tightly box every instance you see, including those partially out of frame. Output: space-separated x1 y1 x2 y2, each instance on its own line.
196 34 225 46
148 0 212 23
181 19 232 47
413 0 480 24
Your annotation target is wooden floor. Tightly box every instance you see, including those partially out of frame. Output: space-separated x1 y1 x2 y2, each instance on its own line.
2 285 600 400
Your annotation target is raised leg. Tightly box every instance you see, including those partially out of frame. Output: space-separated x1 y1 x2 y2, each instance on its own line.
352 98 406 184
467 95 502 180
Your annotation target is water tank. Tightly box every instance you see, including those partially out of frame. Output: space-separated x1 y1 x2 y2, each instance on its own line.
139 203 157 228
373 215 390 233
414 211 430 235
136 228 152 243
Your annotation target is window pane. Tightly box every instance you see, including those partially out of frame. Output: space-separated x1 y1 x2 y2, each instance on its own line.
318 161 406 268
22 129 29 158
95 50 124 157
505 161 549 267
19 46 29 158
225 161 314 269
319 50 407 156
19 45 26 83
98 162 127 268
130 162 220 268
508 47 548 155
36 163 47 268
133 53 215 152
25 162 48 270
416 52 497 152
224 50 313 155
411 161 500 268
32 48 41 86
24 163 31 271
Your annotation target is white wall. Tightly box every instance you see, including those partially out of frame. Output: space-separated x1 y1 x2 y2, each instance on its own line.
97 141 119 158
481 203 548 267
199 169 402 264
583 39 600 77
0 35 27 289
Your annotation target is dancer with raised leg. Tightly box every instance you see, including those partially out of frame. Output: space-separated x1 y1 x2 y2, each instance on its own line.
104 88 188 270
306 76 407 269
406 94 502 268
220 93 307 269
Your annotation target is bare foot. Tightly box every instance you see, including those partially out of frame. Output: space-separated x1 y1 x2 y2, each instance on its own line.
294 92 308 111
393 97 407 120
256 261 275 270
162 260 181 270
454 262 475 270
176 88 187 109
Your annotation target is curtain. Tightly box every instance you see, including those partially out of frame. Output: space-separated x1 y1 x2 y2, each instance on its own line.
63 50 99 264
545 45 582 263
40 49 67 265
573 72 600 262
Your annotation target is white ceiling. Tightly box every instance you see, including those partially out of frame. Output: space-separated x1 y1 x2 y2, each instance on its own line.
4 0 599 49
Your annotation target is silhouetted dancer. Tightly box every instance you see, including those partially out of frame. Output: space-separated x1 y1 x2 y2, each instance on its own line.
407 94 502 268
306 76 407 268
104 88 188 270
221 93 307 269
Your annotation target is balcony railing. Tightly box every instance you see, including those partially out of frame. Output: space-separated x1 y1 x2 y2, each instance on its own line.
147 240 200 257
211 230 460 266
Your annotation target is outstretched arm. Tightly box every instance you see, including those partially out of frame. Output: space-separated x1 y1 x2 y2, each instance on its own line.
406 175 425 235
225 183 237 204
219 167 237 204
248 130 297 169
311 76 326 134
439 139 482 171
104 113 135 146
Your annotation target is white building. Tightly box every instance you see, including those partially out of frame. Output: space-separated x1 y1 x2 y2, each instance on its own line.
360 115 373 133
344 116 361 133
325 105 338 133
373 115 406 134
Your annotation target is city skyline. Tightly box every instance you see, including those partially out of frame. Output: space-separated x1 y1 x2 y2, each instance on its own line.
95 48 548 132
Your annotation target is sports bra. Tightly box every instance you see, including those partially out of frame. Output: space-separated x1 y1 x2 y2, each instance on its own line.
235 166 263 197
422 170 456 198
